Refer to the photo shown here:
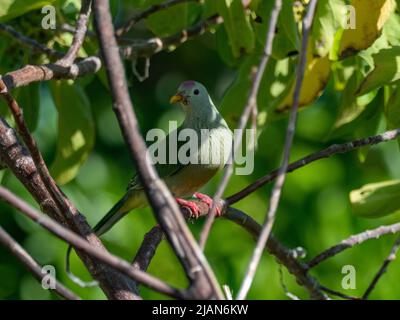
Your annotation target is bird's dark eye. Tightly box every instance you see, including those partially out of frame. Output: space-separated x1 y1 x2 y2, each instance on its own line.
194 89 200 95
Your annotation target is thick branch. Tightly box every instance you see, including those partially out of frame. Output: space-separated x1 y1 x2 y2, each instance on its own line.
0 225 80 300
134 201 328 300
0 186 185 299
1 57 101 91
0 116 139 299
93 0 222 299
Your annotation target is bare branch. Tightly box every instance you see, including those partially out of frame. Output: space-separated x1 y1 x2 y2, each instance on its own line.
0 186 186 299
0 225 80 300
236 0 318 300
0 23 63 59
362 236 400 299
93 0 223 299
57 0 92 67
199 0 283 250
227 129 400 205
116 0 199 36
1 57 101 91
308 222 400 269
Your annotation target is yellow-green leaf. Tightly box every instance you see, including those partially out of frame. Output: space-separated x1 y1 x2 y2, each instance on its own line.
338 0 396 59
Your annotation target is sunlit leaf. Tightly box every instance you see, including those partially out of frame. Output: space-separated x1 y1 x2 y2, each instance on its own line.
273 38 331 113
49 81 95 185
312 0 346 57
350 180 400 218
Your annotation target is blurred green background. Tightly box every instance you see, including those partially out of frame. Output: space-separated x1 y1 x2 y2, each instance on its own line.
1 0 400 300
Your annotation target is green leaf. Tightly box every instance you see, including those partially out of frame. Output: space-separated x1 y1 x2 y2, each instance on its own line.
215 25 237 67
355 90 383 162
220 52 294 128
145 1 201 37
350 180 400 218
330 64 380 139
385 85 400 147
202 0 218 18
312 0 346 57
49 81 95 185
357 47 400 96
217 0 255 58
0 0 56 22
15 83 40 132
253 0 299 59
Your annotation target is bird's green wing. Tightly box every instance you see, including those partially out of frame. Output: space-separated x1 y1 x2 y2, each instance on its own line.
127 126 190 191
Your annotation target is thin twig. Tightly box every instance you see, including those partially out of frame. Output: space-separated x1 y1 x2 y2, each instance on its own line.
320 285 360 300
57 0 92 66
0 23 63 59
308 222 400 268
0 186 185 299
0 225 81 300
278 264 300 300
362 236 400 299
236 0 318 300
227 129 400 205
115 0 199 36
198 0 283 251
120 14 223 58
93 0 223 299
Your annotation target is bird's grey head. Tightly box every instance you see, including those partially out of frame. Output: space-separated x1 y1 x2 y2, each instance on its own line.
170 81 216 119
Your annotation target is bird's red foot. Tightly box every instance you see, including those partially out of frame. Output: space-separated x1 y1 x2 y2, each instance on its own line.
194 192 222 217
175 198 201 218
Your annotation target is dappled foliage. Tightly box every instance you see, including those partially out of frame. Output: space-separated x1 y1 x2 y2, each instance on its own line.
1 0 400 299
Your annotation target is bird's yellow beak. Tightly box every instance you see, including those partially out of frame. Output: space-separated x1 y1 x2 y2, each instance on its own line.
170 93 184 104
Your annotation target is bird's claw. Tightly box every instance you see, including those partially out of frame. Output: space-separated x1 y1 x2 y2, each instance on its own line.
175 198 201 219
194 192 222 217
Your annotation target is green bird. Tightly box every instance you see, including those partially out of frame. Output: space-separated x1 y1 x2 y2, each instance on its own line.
66 81 232 285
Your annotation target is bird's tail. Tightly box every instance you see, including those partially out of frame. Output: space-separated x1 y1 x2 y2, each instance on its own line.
93 193 132 237
65 192 137 287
